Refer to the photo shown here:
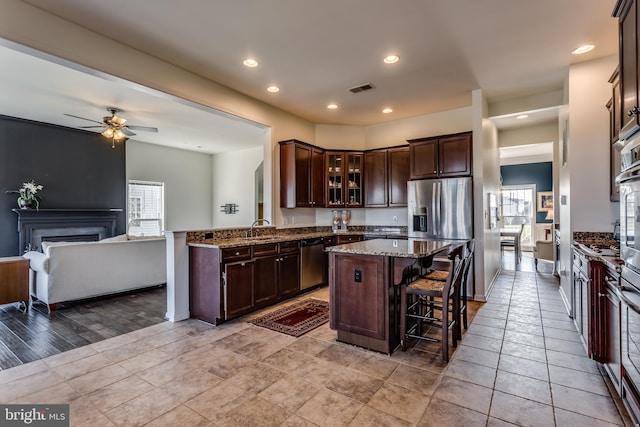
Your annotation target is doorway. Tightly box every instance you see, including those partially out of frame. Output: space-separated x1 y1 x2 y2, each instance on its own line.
501 184 535 250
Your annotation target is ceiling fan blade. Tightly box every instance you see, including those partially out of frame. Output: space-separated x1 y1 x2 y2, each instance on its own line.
64 113 104 125
80 126 105 129
121 128 136 137
126 125 158 133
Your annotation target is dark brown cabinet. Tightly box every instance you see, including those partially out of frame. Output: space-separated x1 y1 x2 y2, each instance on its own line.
603 268 622 394
326 151 363 207
364 146 409 207
330 253 386 340
225 260 255 318
609 68 622 202
190 240 301 325
615 0 640 140
279 140 324 208
408 132 472 180
336 234 363 245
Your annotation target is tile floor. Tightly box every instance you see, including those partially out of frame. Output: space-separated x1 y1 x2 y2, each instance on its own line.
0 254 630 426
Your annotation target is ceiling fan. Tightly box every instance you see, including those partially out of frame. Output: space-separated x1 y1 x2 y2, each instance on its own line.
65 107 158 147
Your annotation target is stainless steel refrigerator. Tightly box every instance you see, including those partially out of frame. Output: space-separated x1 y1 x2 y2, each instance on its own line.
407 177 473 240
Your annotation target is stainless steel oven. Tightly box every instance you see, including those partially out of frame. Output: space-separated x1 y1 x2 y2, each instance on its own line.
620 266 640 424
618 135 640 272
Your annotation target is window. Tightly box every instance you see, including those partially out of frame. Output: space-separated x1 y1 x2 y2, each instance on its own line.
128 180 164 236
501 184 535 249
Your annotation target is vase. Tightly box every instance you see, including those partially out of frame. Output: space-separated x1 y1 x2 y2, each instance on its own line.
18 198 36 209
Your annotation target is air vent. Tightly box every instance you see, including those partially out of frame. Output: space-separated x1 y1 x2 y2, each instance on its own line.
349 83 375 93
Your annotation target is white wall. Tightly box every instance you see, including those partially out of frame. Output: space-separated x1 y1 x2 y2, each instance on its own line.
126 141 213 231
472 90 501 301
499 122 558 148
211 146 263 228
567 55 619 233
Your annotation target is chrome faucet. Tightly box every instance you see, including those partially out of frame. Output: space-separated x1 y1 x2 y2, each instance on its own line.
249 218 270 238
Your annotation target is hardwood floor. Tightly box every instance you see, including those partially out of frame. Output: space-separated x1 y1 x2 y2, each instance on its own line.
0 286 166 371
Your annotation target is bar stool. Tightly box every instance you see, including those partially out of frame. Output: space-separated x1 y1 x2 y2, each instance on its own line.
400 245 464 362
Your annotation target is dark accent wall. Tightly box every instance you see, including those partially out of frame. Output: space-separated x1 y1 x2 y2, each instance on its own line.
500 161 553 224
0 115 126 256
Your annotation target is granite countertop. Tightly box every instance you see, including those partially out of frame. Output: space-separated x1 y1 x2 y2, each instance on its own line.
573 241 623 272
189 231 375 249
325 238 452 259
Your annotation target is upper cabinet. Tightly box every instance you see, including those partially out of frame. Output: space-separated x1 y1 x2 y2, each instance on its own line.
364 146 410 207
615 0 640 141
279 140 325 208
408 132 472 180
326 151 363 208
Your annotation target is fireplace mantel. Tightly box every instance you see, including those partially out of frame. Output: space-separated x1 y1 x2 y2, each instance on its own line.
13 209 123 253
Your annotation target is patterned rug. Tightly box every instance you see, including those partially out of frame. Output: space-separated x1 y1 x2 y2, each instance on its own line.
250 298 329 337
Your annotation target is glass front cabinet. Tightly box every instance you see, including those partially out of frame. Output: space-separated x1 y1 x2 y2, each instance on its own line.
326 151 363 207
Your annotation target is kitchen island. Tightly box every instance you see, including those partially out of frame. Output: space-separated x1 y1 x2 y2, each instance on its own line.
326 238 452 354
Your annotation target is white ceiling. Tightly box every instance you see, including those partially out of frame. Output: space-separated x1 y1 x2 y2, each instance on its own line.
1 0 619 150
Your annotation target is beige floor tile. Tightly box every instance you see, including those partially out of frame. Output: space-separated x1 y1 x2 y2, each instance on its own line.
348 352 399 380
11 382 79 404
545 349 600 375
144 404 212 427
281 414 323 427
445 358 497 388
548 364 611 396
489 390 555 427
431 376 493 414
68 397 103 426
502 330 546 348
215 395 290 427
554 408 623 427
67 364 131 395
233 335 292 361
44 345 98 369
53 352 113 380
75 412 117 427
117 348 172 373
487 417 519 426
290 356 348 387
498 354 549 382
212 332 256 352
367 382 430 424
456 333 503 352
85 375 155 412
99 339 153 363
452 344 500 368
258 375 320 412
201 350 253 379
386 363 443 395
494 370 551 405
499 340 547 363
104 388 178 427
163 368 222 402
226 361 282 393
551 383 624 425
296 388 363 427
136 358 196 387
89 333 137 353
0 360 49 385
288 336 333 356
325 367 384 404
261 347 315 372
0 369 63 401
184 380 252 424
349 405 413 426
315 342 364 366
417 397 488 427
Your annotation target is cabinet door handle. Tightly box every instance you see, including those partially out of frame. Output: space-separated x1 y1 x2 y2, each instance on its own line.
598 293 607 297
241 262 245 267
628 106 640 117
235 251 240 256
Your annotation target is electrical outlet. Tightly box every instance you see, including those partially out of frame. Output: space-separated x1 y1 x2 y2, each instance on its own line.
354 269 362 282
393 215 398 222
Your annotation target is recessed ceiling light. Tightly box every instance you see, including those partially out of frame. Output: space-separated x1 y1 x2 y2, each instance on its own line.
384 55 399 64
243 58 258 67
571 44 594 55
382 108 393 114
267 86 280 93
327 104 338 110
516 114 528 120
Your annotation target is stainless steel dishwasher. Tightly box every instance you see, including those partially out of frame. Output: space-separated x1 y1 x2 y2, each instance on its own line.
300 237 324 290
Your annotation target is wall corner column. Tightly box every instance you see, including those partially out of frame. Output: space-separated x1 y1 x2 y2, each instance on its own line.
165 231 190 322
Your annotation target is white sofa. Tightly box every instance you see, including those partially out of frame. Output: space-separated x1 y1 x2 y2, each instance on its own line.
24 235 166 308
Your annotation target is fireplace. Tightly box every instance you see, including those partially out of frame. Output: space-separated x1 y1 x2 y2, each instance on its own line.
13 209 122 253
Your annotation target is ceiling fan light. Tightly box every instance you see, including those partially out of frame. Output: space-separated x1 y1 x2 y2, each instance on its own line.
113 129 126 140
102 127 114 138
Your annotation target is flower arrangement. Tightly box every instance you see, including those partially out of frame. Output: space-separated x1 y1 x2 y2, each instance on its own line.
6 180 44 210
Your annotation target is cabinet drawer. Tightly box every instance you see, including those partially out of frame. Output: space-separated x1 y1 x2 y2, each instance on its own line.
279 240 300 254
222 246 252 262
324 236 337 247
252 243 278 258
573 252 587 274
337 235 363 245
